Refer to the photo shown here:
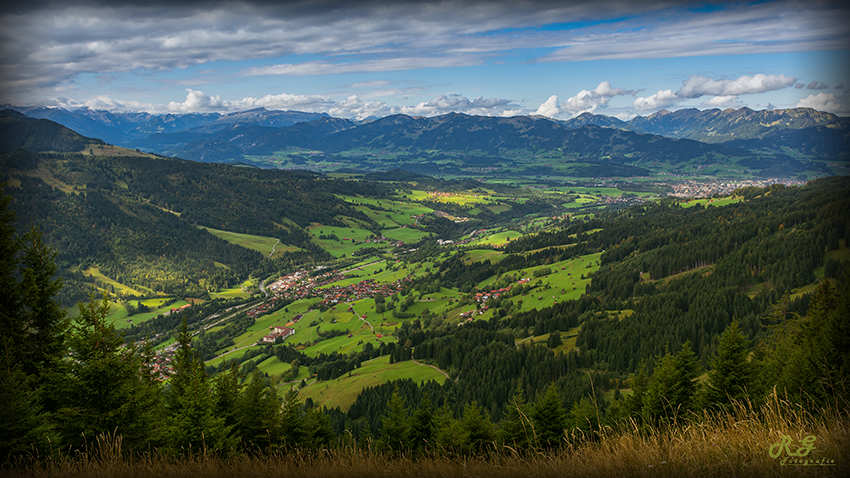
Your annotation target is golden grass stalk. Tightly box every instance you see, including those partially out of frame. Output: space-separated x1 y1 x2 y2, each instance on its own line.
5 390 848 478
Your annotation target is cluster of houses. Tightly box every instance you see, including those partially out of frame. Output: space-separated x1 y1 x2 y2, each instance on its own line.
164 303 191 315
144 340 181 380
319 278 409 305
265 268 410 307
668 179 804 198
473 285 514 304
267 270 347 302
260 326 295 344
246 297 279 319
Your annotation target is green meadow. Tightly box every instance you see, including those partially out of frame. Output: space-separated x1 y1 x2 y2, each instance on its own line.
297 355 448 410
199 226 292 258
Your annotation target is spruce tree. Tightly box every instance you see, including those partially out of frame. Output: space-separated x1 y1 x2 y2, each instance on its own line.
0 190 22 352
531 384 567 448
279 388 306 448
212 361 243 432
166 319 234 452
0 194 60 459
569 396 600 437
461 401 495 454
408 392 434 453
378 389 409 453
58 294 163 449
432 402 463 452
304 406 335 450
642 342 699 425
19 227 68 377
705 321 753 407
235 368 281 450
498 386 534 449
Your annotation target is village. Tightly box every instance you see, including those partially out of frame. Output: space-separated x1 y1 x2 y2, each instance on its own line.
667 178 805 197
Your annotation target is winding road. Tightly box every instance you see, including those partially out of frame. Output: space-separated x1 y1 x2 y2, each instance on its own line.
412 359 450 380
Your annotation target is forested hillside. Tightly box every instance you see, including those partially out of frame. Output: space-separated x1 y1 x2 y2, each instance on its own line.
2 143 388 302
1 114 848 473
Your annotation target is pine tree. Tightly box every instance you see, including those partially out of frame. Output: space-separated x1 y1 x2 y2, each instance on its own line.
279 388 306 449
166 319 234 452
569 396 599 437
408 392 434 453
58 294 163 449
235 368 281 450
498 386 534 449
212 361 243 432
642 342 699 425
531 384 567 448
378 389 409 453
461 401 495 454
304 406 335 450
19 227 68 377
705 321 753 407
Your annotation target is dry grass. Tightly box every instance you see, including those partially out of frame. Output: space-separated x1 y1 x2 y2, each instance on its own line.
5 392 848 478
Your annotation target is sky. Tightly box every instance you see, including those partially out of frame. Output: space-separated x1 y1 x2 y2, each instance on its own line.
1 0 849 120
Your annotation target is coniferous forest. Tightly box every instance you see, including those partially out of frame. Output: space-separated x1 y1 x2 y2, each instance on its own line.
1 123 850 476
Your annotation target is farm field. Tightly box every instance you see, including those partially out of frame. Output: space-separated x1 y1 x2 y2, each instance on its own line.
679 196 743 208
106 298 193 330
83 267 147 296
296 355 448 411
199 226 291 257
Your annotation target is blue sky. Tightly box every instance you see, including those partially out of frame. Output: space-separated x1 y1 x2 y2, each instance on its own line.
1 0 848 119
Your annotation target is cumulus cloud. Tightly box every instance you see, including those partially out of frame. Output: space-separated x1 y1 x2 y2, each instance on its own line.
327 95 394 120
633 90 678 111
797 93 849 114
806 81 829 90
634 73 797 112
534 95 560 117
701 95 742 109
167 89 225 112
3 0 849 106
399 94 519 116
561 81 636 114
533 81 635 118
677 74 797 98
48 89 526 120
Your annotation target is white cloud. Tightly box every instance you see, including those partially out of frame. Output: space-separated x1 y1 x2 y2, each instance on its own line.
797 93 849 114
242 56 482 77
45 89 525 120
701 95 742 109
540 1 850 62
533 81 635 118
634 74 797 112
534 95 560 117
400 94 518 116
633 89 678 111
677 74 797 98
327 95 395 120
166 89 225 112
561 81 636 114
3 0 848 106
350 80 392 88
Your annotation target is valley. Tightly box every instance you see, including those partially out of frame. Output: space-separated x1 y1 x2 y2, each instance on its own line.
1 107 848 467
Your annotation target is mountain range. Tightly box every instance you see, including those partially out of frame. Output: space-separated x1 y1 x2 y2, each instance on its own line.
3 105 848 178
